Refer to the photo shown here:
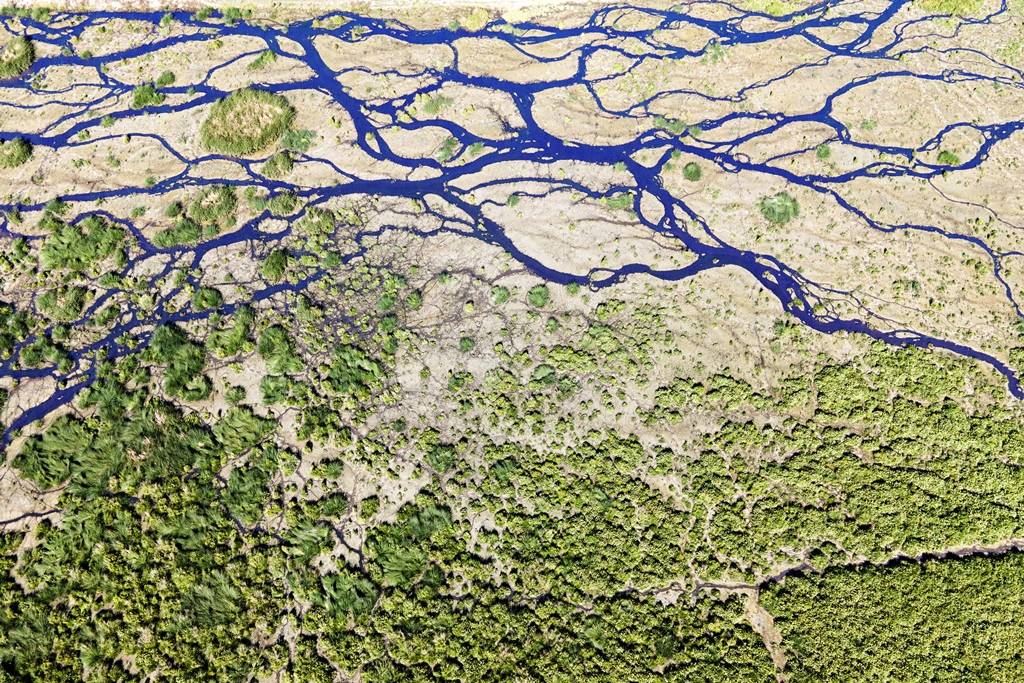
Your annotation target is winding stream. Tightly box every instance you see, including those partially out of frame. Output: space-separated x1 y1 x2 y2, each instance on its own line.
2 0 1023 444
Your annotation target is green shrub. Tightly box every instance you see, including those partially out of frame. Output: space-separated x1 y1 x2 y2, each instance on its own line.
759 191 799 225
492 285 510 305
260 249 288 282
257 325 302 374
187 184 236 230
937 149 960 165
816 143 831 160
131 83 165 109
191 286 223 310
459 336 476 352
261 151 293 178
155 70 175 88
200 88 295 155
148 324 211 400
0 36 34 79
152 218 201 248
38 286 88 322
527 284 550 308
247 50 277 71
39 214 123 272
281 129 315 152
0 137 31 168
682 162 701 182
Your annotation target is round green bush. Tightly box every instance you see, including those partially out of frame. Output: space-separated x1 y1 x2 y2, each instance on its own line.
0 37 34 79
683 162 701 182
200 88 295 156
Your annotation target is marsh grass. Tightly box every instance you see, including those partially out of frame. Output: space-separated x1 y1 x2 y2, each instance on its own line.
0 36 33 79
0 137 31 167
200 88 295 156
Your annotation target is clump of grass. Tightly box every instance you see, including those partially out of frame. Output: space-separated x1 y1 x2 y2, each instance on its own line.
261 151 293 178
153 218 201 248
155 70 175 88
200 88 295 156
759 191 800 225
132 83 165 109
0 36 34 79
281 128 315 152
527 284 550 308
247 50 277 71
0 137 31 168
188 184 236 231
683 162 701 182
816 143 831 160
937 149 960 166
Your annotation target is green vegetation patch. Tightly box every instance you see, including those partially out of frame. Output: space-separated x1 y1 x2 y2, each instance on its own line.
764 552 1024 681
915 0 984 15
0 36 34 79
0 137 31 168
759 191 799 225
200 88 295 155
39 214 123 272
131 83 165 109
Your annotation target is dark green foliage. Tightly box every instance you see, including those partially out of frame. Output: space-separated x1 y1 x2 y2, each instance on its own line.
491 285 510 305
257 324 303 374
267 191 298 215
0 36 34 79
200 88 295 155
187 184 236 231
152 218 201 247
164 200 183 218
209 306 254 358
4 386 289 679
326 344 384 398
37 285 88 322
759 191 799 224
191 286 223 310
0 137 31 168
39 214 123 272
260 248 288 282
148 324 211 400
281 128 315 152
155 70 175 88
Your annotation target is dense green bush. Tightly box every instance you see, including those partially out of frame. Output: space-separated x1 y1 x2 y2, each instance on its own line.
191 286 223 310
200 88 295 155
